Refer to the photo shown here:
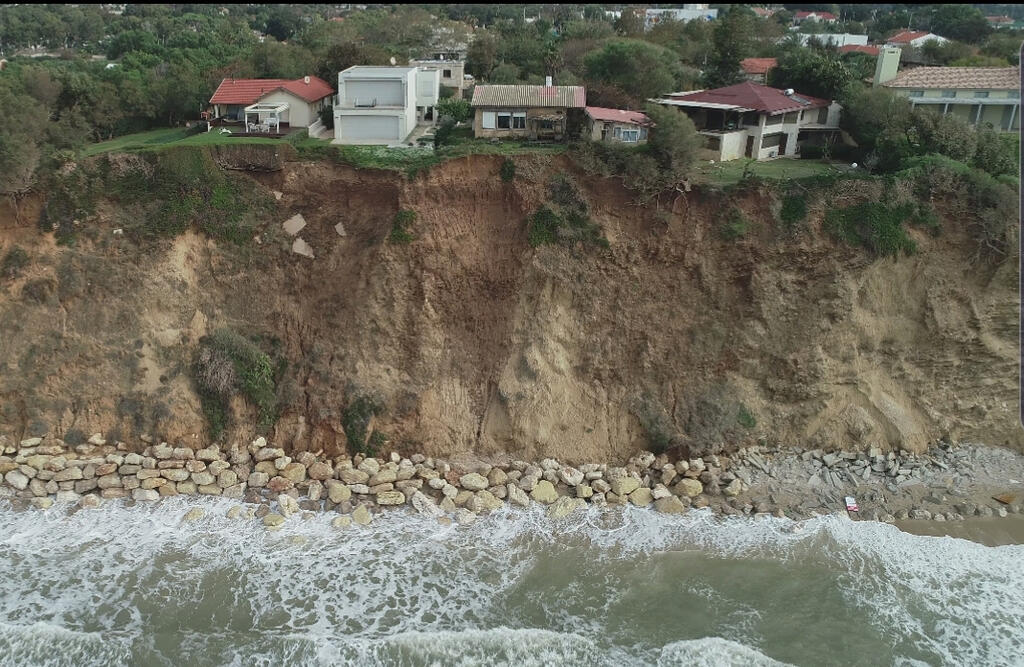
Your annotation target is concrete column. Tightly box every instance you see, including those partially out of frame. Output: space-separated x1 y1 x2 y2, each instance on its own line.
943 102 949 115
1008 104 1018 131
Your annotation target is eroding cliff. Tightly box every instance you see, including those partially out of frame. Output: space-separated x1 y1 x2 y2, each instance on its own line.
0 150 1019 462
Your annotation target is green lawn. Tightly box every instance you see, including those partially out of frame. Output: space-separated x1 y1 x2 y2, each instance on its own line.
81 125 567 174
81 127 288 156
694 158 845 186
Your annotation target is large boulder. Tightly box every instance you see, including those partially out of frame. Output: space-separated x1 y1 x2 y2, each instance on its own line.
546 496 586 519
674 478 703 498
459 473 489 491
530 480 559 504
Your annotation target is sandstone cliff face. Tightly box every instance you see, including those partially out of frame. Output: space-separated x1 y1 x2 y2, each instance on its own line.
0 153 1019 462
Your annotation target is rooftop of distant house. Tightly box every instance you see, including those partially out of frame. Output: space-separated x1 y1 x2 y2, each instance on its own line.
471 84 586 108
885 30 942 44
740 57 777 75
584 106 651 125
209 76 333 105
659 81 831 114
795 10 836 20
839 45 880 56
882 66 1021 90
986 15 1014 23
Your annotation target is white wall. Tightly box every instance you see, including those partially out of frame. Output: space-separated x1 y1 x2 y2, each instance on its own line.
344 79 405 106
416 68 440 107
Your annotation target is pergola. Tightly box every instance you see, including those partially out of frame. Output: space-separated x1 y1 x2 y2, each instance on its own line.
243 102 288 133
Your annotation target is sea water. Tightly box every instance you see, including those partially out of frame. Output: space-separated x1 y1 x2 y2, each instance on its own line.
0 498 1021 666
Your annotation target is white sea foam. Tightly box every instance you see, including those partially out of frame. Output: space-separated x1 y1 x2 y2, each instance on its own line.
0 498 1020 666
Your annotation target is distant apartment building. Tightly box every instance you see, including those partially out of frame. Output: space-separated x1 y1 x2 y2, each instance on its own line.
644 6 718 29
790 33 868 48
875 47 1020 131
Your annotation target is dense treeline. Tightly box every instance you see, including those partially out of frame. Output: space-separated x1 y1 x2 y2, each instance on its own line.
0 3 1019 202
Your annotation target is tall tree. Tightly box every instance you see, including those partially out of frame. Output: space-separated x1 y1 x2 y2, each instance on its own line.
583 40 685 106
702 7 756 88
930 4 991 44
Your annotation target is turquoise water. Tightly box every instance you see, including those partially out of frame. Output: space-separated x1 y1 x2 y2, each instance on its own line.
1 498 1021 666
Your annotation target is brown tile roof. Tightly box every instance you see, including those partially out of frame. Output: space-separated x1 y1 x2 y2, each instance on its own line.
886 30 937 44
839 45 880 56
883 66 1020 90
741 57 777 75
471 85 586 108
585 106 651 125
668 81 830 114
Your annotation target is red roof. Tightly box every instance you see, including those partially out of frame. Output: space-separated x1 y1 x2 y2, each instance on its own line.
669 81 831 114
839 45 880 56
796 11 837 20
752 7 774 17
585 106 651 125
741 57 777 75
886 30 932 44
987 15 1013 23
209 76 334 105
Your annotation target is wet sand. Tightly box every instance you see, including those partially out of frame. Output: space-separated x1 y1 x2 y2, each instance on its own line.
896 515 1024 547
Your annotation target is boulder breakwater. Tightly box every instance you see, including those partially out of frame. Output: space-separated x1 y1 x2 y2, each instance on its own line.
2 433 1022 526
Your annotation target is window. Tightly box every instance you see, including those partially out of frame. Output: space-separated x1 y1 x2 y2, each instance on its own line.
482 111 496 129
761 133 783 148
765 114 783 125
497 112 512 129
908 91 924 97
442 69 452 78
942 90 956 98
513 112 526 129
817 107 828 124
976 91 989 98
612 126 621 138
639 127 648 140
620 129 640 143
783 111 798 123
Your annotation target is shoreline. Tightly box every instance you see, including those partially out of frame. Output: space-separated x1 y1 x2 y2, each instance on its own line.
2 435 1023 541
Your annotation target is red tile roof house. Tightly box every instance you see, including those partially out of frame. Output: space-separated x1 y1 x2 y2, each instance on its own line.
838 45 881 57
884 30 948 48
584 107 652 143
652 81 843 161
207 76 334 133
740 57 777 84
793 11 837 23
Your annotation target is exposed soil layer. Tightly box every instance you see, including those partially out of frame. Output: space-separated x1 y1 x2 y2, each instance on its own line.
0 152 1019 462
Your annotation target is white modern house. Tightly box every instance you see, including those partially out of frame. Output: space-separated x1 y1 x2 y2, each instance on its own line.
789 33 869 48
644 6 718 29
332 66 440 145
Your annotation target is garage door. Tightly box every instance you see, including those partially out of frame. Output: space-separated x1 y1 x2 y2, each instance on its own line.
342 115 400 141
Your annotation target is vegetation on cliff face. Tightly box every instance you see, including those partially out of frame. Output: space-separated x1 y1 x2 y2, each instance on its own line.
193 329 282 441
527 173 608 248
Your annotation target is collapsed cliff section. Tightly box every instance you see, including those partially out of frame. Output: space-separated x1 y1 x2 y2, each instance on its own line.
0 146 1019 463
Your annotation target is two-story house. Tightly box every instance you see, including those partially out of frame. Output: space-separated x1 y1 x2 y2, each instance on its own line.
652 81 842 161
332 66 440 144
874 47 1020 131
409 56 470 99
